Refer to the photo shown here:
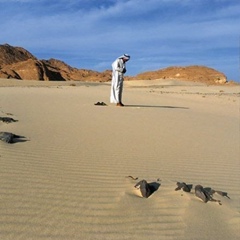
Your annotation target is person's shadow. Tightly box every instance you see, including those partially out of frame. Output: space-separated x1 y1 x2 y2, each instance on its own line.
125 104 189 109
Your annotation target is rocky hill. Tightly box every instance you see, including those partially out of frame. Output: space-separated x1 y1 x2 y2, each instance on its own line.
0 44 111 81
0 43 229 84
0 44 36 66
130 66 228 84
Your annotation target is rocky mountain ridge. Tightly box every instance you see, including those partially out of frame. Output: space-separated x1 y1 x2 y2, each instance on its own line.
0 44 111 82
0 44 229 84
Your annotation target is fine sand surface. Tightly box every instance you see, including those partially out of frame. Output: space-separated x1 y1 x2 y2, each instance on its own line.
0 79 239 240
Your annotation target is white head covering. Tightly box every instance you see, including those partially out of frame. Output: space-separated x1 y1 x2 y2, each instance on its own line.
118 54 130 60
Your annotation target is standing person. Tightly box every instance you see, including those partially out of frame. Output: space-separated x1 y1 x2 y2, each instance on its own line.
110 54 130 106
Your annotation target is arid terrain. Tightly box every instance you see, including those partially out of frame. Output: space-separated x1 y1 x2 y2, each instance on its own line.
0 78 239 240
0 43 234 85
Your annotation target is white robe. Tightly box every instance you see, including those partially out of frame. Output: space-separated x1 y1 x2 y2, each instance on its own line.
110 58 126 104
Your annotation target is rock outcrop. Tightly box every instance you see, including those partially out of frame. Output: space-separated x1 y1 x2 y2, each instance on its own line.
0 59 65 80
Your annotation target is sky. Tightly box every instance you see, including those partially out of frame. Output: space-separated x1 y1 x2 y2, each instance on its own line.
0 0 239 81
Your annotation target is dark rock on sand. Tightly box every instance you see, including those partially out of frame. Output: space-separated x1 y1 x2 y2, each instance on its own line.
195 185 222 205
0 117 18 123
175 182 193 192
0 132 26 143
134 179 160 198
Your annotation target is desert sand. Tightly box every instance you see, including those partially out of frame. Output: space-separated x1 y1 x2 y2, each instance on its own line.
0 78 239 240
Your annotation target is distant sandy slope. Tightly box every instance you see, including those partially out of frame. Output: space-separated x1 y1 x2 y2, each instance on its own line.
0 80 239 240
129 65 228 84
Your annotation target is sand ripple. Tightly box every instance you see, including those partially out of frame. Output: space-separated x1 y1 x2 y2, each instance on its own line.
0 85 239 239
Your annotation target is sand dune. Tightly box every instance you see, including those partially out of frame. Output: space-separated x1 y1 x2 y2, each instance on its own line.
0 79 239 239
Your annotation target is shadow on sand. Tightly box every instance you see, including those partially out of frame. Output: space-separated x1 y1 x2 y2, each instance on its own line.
125 104 189 109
